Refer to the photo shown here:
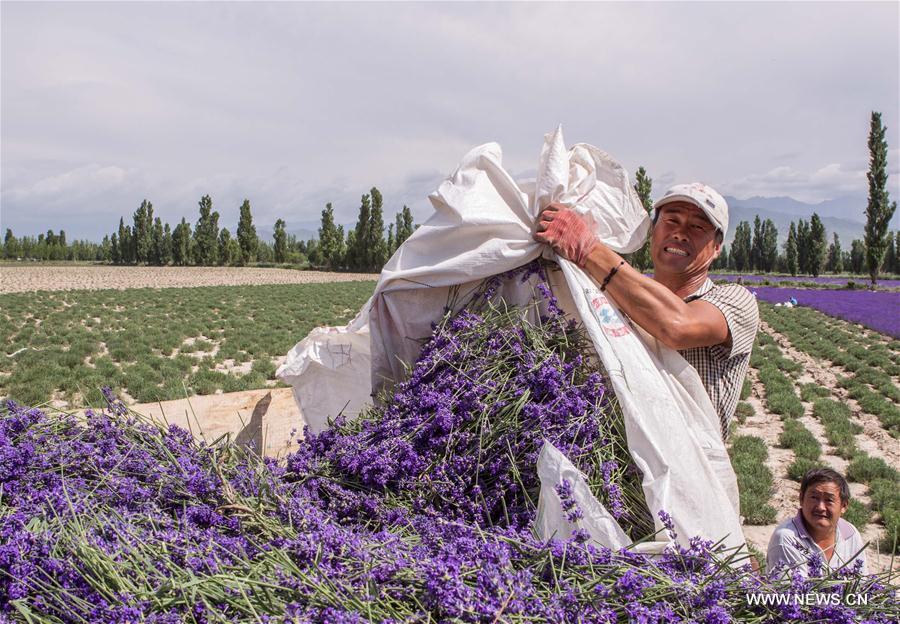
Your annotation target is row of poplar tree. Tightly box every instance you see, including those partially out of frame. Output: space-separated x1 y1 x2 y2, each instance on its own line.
8 211 898 278
2 187 415 273
312 187 416 272
3 112 896 280
104 195 266 267
624 168 900 278
722 215 900 278
4 192 897 278
624 111 897 283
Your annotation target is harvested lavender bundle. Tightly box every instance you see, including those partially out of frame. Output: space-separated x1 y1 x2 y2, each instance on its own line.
296 261 654 537
3 383 898 621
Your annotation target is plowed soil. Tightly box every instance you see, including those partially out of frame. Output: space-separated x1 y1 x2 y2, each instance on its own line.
1 264 378 293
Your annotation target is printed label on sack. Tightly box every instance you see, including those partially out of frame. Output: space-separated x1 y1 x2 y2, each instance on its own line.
585 289 631 338
327 341 353 368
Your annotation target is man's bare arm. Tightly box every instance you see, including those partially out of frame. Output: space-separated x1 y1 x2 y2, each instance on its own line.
533 204 729 350
581 243 729 350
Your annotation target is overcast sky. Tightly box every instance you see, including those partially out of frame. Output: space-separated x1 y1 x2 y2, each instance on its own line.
2 1 898 241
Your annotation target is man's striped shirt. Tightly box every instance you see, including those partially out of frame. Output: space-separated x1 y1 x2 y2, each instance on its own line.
679 278 760 438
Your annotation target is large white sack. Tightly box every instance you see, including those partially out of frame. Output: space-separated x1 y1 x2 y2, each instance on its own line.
363 126 650 395
278 125 647 426
277 126 745 553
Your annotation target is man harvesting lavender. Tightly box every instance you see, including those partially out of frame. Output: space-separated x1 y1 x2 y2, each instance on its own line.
534 182 759 438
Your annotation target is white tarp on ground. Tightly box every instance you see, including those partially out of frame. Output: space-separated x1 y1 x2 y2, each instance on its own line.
277 126 746 554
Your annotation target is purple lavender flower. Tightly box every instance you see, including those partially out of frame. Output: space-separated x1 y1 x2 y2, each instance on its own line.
2 262 895 623
658 509 677 540
296 260 650 535
555 479 583 523
750 286 900 337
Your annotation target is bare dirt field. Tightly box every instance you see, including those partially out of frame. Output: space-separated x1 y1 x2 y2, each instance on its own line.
737 320 898 574
0 264 379 293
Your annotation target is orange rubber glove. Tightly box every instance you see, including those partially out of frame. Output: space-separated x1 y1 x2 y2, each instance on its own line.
533 204 598 268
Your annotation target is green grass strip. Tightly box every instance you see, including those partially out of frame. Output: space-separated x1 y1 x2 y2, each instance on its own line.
812 399 862 459
728 435 776 525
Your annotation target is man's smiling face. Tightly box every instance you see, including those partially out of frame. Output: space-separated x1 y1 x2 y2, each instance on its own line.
800 480 847 536
650 202 722 274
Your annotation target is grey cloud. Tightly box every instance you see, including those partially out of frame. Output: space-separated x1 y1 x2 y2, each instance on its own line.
649 172 678 198
2 2 898 240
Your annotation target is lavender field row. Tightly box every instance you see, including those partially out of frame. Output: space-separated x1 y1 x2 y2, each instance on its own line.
711 273 900 288
750 287 900 338
0 282 375 408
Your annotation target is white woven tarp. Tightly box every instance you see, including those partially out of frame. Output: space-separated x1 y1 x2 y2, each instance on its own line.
277 126 746 554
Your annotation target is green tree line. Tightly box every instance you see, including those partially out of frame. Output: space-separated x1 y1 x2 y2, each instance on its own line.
3 112 895 279
622 169 899 278
718 214 900 277
1 229 104 262
2 188 417 273
4 194 898 277
624 110 897 282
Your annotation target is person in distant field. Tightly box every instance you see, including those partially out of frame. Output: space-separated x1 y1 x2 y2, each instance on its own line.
534 182 759 438
766 468 868 575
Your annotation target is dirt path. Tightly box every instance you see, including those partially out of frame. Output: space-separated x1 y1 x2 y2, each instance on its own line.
0 265 379 293
738 366 799 522
766 322 899 468
736 320 898 574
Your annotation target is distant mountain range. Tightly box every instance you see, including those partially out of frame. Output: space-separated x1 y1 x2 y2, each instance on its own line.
723 195 870 247
725 196 866 249
724 195 867 222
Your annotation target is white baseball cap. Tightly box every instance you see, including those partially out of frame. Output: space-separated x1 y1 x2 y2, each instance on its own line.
652 182 729 237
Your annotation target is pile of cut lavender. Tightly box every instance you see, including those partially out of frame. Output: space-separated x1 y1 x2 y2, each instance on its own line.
300 263 651 537
2 263 897 622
